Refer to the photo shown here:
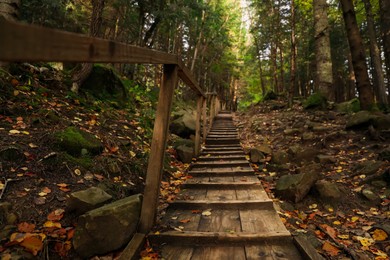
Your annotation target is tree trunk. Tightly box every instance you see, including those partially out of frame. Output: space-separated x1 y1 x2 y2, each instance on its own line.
72 0 105 93
0 0 20 68
254 36 266 95
289 0 297 106
363 0 387 105
379 0 390 103
347 50 356 100
340 0 374 110
313 0 334 101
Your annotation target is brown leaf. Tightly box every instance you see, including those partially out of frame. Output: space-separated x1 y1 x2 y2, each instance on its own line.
18 222 35 233
20 236 43 256
322 241 340 256
54 241 72 257
47 209 65 221
179 219 191 223
34 197 46 205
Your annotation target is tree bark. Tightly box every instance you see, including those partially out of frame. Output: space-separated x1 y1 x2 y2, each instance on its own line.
72 0 105 93
363 0 387 105
314 0 334 101
289 0 297 106
379 0 390 103
0 0 20 68
340 0 374 110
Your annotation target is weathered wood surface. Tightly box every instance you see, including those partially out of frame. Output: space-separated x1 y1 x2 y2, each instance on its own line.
149 112 318 259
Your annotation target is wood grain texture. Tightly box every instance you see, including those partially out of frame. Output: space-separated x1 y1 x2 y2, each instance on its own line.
191 246 246 260
117 233 145 260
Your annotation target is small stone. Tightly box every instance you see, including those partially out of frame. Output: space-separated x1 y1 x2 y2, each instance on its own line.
302 132 315 141
6 213 18 225
312 126 330 132
315 180 342 199
67 187 112 215
361 189 381 204
271 151 289 165
256 144 272 155
176 145 194 163
249 148 265 163
371 181 387 188
315 155 336 164
284 128 301 135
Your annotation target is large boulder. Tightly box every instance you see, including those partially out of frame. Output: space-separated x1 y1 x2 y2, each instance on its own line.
176 145 194 163
170 109 196 139
335 98 360 113
303 93 327 110
346 111 390 130
249 148 265 163
315 180 342 200
54 126 103 156
67 187 112 215
73 194 142 258
276 164 321 203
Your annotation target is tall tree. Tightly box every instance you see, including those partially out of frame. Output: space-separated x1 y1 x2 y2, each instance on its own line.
289 0 297 106
363 0 387 106
380 0 390 100
72 0 105 93
313 0 334 101
340 0 374 109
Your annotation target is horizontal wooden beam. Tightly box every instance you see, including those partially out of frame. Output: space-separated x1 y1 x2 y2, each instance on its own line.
177 60 204 96
149 231 292 246
0 18 178 64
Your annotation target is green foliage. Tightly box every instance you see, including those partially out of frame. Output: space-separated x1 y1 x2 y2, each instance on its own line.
303 93 327 109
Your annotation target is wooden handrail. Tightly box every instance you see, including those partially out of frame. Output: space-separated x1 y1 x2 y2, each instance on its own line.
0 17 217 259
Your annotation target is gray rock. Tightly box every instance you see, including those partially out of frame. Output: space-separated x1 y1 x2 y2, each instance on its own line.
272 150 289 165
276 164 320 203
361 189 381 204
312 126 330 132
249 148 265 163
379 147 390 161
176 145 194 163
170 109 196 138
256 144 272 155
73 194 142 258
371 180 388 188
302 132 315 141
315 155 336 164
315 180 342 199
357 161 383 176
335 98 360 113
67 187 112 215
284 128 301 135
346 111 376 129
289 146 319 164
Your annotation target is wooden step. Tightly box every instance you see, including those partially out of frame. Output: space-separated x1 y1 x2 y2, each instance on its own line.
191 160 249 168
188 170 254 177
181 181 260 189
203 147 242 152
201 150 244 156
169 199 274 210
197 155 247 161
149 231 292 246
205 138 240 145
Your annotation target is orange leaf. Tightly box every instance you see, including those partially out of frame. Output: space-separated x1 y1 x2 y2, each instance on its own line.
47 209 65 221
321 224 337 239
54 241 72 257
20 236 43 256
191 210 202 214
67 228 75 240
322 241 340 256
179 219 191 223
43 221 61 229
372 229 388 241
18 222 36 233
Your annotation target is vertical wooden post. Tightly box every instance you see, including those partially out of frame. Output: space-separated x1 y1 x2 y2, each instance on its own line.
209 94 216 128
202 97 207 143
194 95 202 157
139 64 178 233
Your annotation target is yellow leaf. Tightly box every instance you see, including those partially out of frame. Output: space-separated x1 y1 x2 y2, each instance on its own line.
43 221 61 229
129 151 136 157
357 236 374 247
13 90 19 96
372 229 388 241
20 236 43 256
333 221 342 225
29 143 38 148
9 129 20 134
74 169 81 176
351 216 359 222
22 131 30 135
337 234 350 240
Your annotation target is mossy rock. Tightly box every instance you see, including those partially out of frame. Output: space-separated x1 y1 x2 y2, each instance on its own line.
335 98 360 113
61 153 94 169
55 127 103 156
303 93 327 109
81 65 127 106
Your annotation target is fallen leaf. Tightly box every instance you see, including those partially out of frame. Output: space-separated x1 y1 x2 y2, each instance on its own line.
356 236 374 247
43 221 62 229
18 222 35 233
9 129 20 134
34 197 46 205
47 209 65 221
372 229 388 241
322 241 340 256
20 236 43 256
337 234 350 240
202 210 212 216
74 169 81 176
54 241 71 257
191 210 202 214
179 219 191 223
29 143 38 148
130 151 136 157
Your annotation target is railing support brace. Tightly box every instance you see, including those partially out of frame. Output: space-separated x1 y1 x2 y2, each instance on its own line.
139 64 178 233
194 96 202 157
202 97 207 143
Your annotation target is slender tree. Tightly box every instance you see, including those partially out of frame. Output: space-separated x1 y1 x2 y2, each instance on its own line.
363 0 387 105
313 0 334 101
289 0 297 106
379 0 390 100
340 0 374 109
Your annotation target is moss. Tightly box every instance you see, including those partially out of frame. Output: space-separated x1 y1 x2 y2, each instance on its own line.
54 126 103 156
303 93 327 109
61 153 94 169
335 98 360 113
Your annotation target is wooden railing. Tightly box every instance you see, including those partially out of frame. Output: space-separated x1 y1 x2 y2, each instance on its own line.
0 17 223 259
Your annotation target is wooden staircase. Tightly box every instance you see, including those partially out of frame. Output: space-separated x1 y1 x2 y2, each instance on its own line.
149 112 320 259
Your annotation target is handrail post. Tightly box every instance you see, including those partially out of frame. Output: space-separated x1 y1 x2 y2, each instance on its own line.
194 95 202 157
139 64 178 233
209 94 216 128
202 97 207 143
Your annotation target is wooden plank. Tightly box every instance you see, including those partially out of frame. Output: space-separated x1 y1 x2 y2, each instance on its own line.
0 18 179 64
177 59 204 96
206 189 237 201
191 246 246 260
176 188 207 201
240 209 289 233
245 241 304 260
138 64 178 233
181 182 260 189
162 209 202 232
192 160 249 168
194 96 202 157
118 233 146 260
149 231 292 246
236 187 270 201
160 246 194 260
197 209 241 233
170 200 274 210
294 235 325 260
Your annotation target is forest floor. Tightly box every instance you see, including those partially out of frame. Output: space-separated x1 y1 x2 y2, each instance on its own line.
234 99 390 259
0 64 389 259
